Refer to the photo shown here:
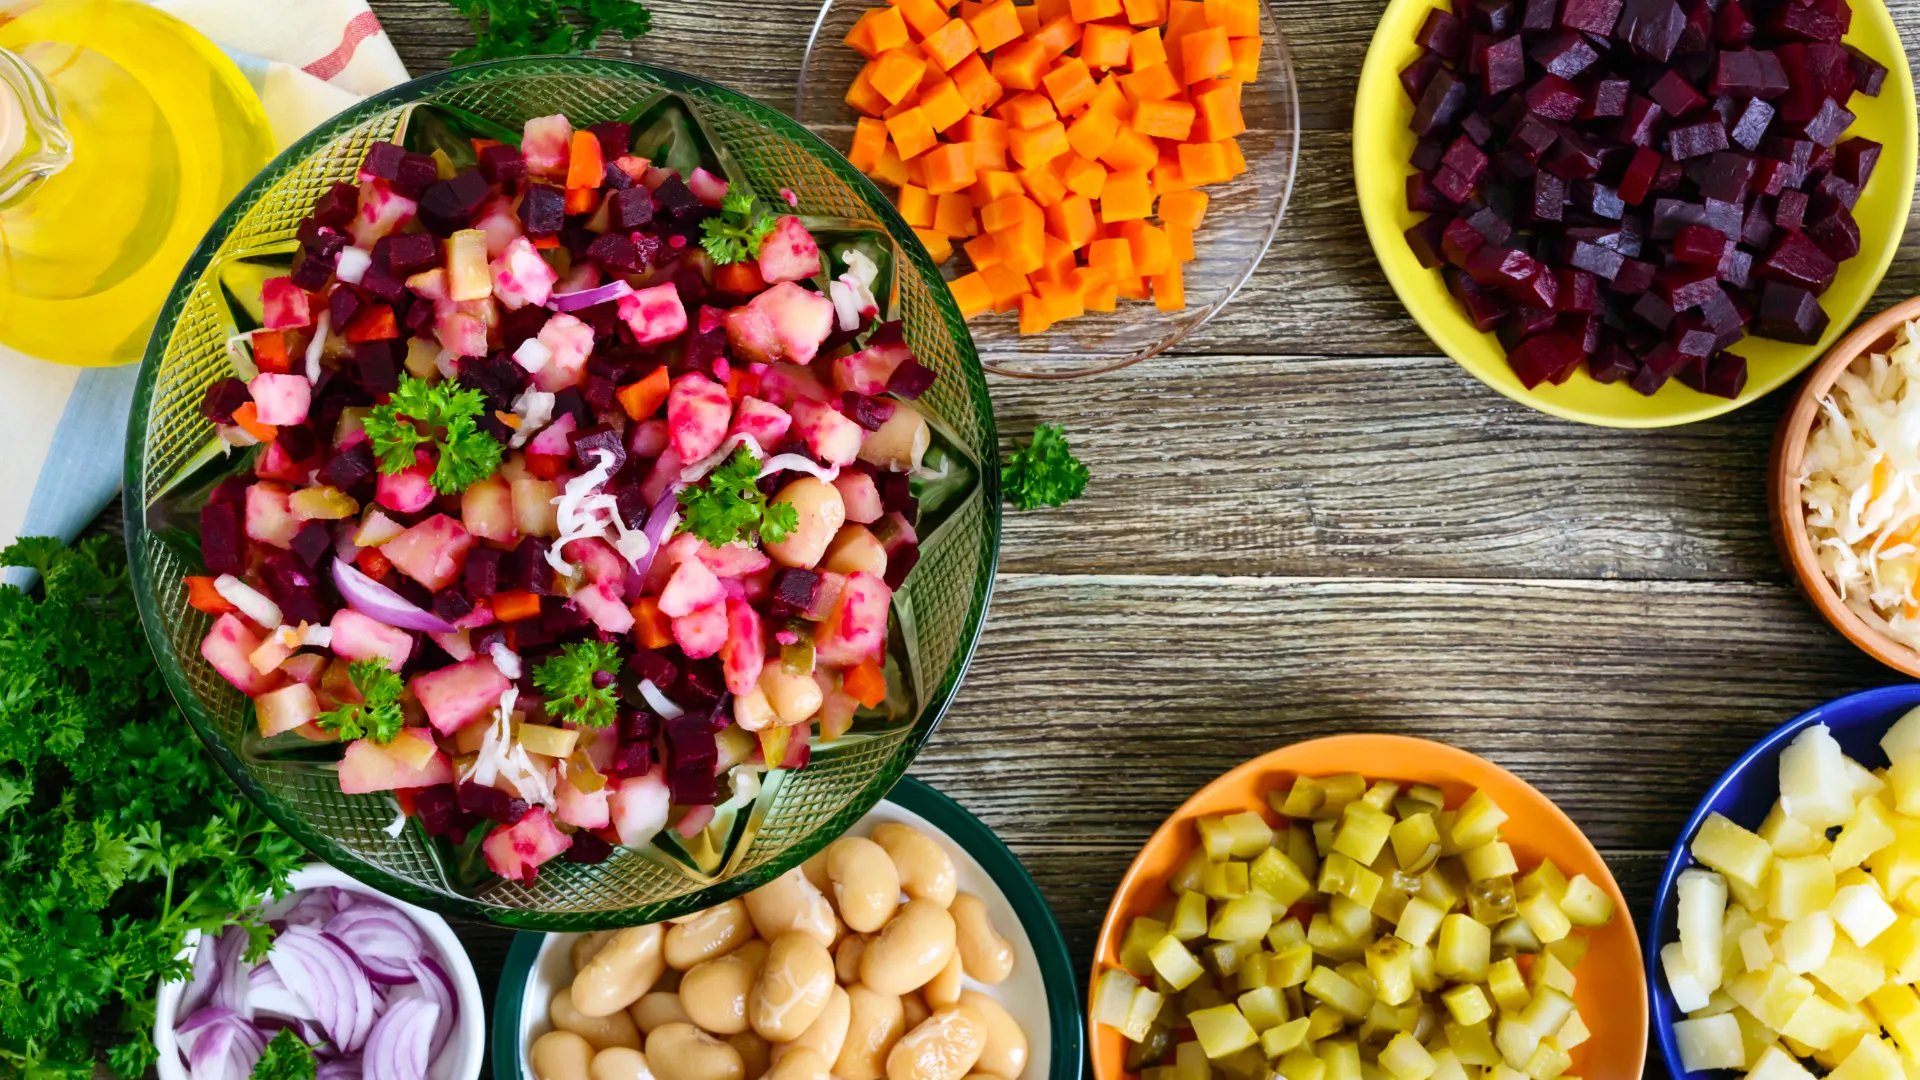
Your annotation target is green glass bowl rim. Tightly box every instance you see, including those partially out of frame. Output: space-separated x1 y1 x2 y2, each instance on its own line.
124 56 1002 929
490 774 1085 1080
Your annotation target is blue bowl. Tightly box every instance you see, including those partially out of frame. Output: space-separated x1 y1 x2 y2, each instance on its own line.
1649 684 1920 1077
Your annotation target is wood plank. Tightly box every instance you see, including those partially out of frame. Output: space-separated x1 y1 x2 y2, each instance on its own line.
988 350 1792 580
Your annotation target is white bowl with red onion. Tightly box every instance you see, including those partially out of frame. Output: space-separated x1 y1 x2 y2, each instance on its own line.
153 864 484 1080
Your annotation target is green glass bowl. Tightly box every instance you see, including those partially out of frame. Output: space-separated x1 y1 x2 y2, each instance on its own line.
491 775 1084 1080
124 58 1001 930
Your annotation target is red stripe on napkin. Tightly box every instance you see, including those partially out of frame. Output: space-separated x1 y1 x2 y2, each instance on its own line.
302 10 385 82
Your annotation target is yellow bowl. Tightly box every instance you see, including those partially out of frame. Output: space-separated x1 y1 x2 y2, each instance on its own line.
1353 0 1916 428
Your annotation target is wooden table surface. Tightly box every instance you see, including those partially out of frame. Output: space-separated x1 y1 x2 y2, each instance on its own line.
364 3 1920 1075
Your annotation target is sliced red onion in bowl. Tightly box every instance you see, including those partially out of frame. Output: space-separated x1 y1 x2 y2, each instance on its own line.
402 956 456 1060
333 560 457 634
317 1059 365 1080
549 279 633 311
324 909 423 984
362 998 438 1080
176 932 222 1021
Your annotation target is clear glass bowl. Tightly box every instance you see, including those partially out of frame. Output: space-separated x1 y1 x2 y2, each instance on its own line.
795 0 1301 379
123 58 1002 930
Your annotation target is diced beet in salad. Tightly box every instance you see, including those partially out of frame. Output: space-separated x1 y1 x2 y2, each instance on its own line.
188 112 940 884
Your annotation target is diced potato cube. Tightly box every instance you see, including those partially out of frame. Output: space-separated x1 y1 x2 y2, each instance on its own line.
1268 941 1312 988
1224 811 1275 858
1487 958 1530 1012
1831 882 1898 947
1523 1038 1572 1080
1518 987 1574 1039
1198 815 1237 861
1201 860 1250 901
1827 1033 1900 1080
1436 914 1491 983
1396 896 1446 948
1726 963 1815 1031
1747 1045 1818 1080
1451 790 1509 850
1831 796 1897 868
1494 1018 1539 1070
1527 951 1576 996
1812 937 1885 1005
1463 841 1520 882
1889 754 1920 819
1189 1004 1259 1059
1884 706 1920 759
1693 812 1776 891
1172 889 1210 940
1781 992 1865 1051
1211 895 1274 942
1661 942 1711 1013
1677 868 1728 992
1558 875 1615 927
1738 926 1775 973
1122 916 1171 977
1379 1033 1436 1080
1333 802 1395 865
1390 814 1442 874
1780 723 1857 829
1150 935 1207 991
1871 909 1920 982
1365 936 1416 1007
1247 850 1311 911
1846 757 1886 800
1445 1020 1500 1068
1761 803 1827 857
1443 980 1489 1022
1303 965 1373 1021
1517 890 1572 945
1867 983 1920 1057
1260 1016 1310 1058
1770 855 1838 922
1278 776 1326 819
1236 986 1287 1032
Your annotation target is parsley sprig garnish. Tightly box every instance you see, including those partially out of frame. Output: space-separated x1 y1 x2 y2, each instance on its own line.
363 376 505 495
700 192 778 265
678 447 799 548
252 1029 318 1080
533 641 622 729
315 661 407 745
0 536 301 1079
446 0 652 65
1001 424 1089 511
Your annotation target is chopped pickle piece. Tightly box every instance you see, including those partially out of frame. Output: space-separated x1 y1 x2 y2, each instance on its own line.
1268 916 1308 950
1210 895 1273 942
1492 915 1543 956
1450 791 1509 850
1260 1016 1310 1058
1149 935 1207 991
1379 1032 1437 1080
1529 951 1577 996
1395 896 1445 948
1198 815 1237 861
1361 780 1402 812
1188 1004 1258 1059
1523 1038 1572 1080
1441 983 1492 1025
1319 774 1367 817
1125 1025 1176 1071
1224 811 1275 857
1518 890 1573 944
1278 776 1327 819
1123 986 1166 1042
1559 875 1615 927
1303 966 1373 1021
1268 942 1313 988
1318 853 1383 908
1250 848 1313 908
1305 1004 1347 1040
1486 958 1529 1013
1467 876 1519 925
1236 950 1270 992
1333 802 1395 865
1329 895 1374 942
1519 986 1575 1039
1205 938 1259 977
1390 814 1442 874
1092 967 1142 1029
1495 1018 1540 1071
1202 859 1251 901
1171 848 1210 894
516 723 578 758
1121 916 1171 976
1171 889 1209 940
1365 936 1416 1006
1437 915 1491 983
1174 1040 1209 1080
1237 986 1287 1032
1462 841 1520 883
1556 1009 1590 1051
1446 1020 1500 1068
1319 1039 1361 1080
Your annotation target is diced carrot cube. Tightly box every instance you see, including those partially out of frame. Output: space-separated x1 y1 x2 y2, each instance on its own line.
1180 26 1232 84
1097 123 1160 169
845 11 880 58
898 183 937 227
1222 135 1246 175
921 18 980 70
1036 278 1085 321
1002 91 1059 130
1046 193 1098 248
948 53 1004 113
966 0 1025 50
920 77 971 130
873 145 912 186
934 191 978 235
1158 188 1209 228
1151 261 1185 310
972 169 1026 203
565 186 599 214
495 589 543 623
979 263 1030 310
1042 56 1097 115
1129 26 1167 69
885 106 939 158
1228 36 1261 81
617 365 672 420
981 192 1041 232
1016 2 1041 34
1061 154 1108 198
1131 96 1196 139
872 49 929 103
1017 292 1053 334
949 272 995 317
1066 107 1121 159
991 40 1049 91
1030 14 1083 59
1099 167 1154 222
1087 74 1132 118
1122 0 1165 25
1120 62 1182 101
1071 0 1124 19
847 65 893 116
922 143 978 194
914 227 955 262
1017 161 1068 207
1008 120 1069 168
963 232 1002 268
1120 219 1173 275
1087 236 1135 280
1192 80 1245 141
897 0 951 36
996 214 1046 273
1175 139 1229 184
1166 220 1196 261
251 329 290 373
869 5 913 50
850 117 891 173
1210 0 1259 35
1080 22 1133 69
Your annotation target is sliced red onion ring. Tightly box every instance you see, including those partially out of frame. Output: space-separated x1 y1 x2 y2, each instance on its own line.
284 887 338 928
363 998 438 1080
187 1018 235 1080
630 488 683 584
325 908 423 984
273 926 376 1052
317 1060 365 1080
248 961 316 1022
209 928 252 1018
333 560 456 633
549 279 633 311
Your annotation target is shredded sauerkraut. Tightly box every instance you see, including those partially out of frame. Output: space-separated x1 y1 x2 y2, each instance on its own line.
1802 320 1920 649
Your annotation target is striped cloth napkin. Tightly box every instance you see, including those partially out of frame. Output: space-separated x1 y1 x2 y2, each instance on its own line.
0 0 410 575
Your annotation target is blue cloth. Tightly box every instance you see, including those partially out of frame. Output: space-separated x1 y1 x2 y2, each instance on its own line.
2 363 142 588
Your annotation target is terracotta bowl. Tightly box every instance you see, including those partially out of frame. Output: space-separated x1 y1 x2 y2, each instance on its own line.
1087 734 1646 1080
1769 296 1920 678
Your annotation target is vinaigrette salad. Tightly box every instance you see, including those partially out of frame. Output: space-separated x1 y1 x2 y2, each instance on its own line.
187 111 939 884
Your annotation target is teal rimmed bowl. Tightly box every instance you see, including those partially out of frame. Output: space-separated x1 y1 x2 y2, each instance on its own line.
124 58 1001 930
490 776 1083 1079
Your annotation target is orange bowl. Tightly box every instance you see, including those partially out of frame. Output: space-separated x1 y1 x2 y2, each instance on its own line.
1087 735 1647 1079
